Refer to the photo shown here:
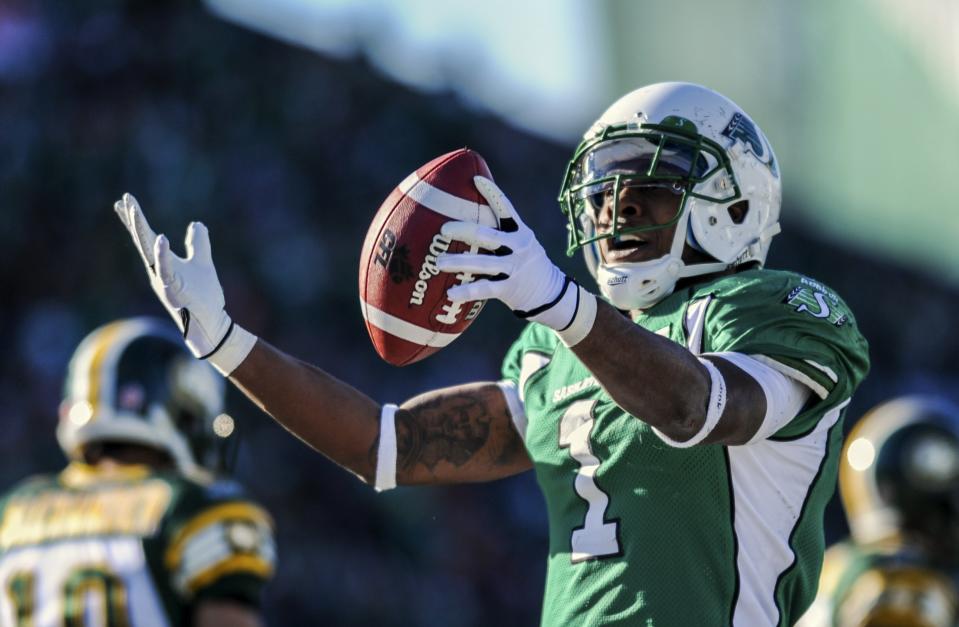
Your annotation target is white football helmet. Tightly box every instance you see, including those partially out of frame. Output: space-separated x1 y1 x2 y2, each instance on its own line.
558 82 782 310
58 317 228 477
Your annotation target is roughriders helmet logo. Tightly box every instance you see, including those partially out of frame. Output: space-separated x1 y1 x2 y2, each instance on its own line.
722 112 778 175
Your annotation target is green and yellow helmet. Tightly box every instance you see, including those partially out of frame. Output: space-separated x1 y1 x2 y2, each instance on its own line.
840 396 959 563
58 317 230 477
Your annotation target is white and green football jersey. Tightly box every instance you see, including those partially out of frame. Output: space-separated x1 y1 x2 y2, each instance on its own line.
502 268 870 627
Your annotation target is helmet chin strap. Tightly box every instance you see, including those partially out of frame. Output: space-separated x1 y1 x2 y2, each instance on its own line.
593 210 730 311
596 256 730 310
596 255 683 310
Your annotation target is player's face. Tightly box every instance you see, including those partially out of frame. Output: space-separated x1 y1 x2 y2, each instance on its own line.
593 184 683 264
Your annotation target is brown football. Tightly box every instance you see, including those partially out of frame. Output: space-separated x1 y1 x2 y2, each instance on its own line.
359 148 497 366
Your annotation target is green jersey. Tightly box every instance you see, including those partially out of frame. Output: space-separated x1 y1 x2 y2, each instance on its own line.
0 462 276 626
502 269 870 627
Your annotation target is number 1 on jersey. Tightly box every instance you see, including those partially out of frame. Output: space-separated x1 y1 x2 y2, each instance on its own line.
559 400 620 562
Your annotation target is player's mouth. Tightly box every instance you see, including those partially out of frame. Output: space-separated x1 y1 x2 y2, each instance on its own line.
601 232 659 263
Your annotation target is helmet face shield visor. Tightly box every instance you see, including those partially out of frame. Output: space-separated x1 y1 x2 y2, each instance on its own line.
581 136 708 185
574 179 687 234
559 124 740 256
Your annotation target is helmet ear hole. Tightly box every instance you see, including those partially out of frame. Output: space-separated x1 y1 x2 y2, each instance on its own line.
727 200 749 225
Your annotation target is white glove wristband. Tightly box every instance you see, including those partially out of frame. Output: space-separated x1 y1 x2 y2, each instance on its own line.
374 404 399 492
206 323 258 376
527 279 598 347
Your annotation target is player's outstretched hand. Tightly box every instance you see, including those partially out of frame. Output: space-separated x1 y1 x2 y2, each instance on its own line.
113 193 256 374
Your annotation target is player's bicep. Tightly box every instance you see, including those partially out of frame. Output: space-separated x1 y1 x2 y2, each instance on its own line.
394 381 532 485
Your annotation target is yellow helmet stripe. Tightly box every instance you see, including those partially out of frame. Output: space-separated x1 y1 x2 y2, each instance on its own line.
68 320 141 419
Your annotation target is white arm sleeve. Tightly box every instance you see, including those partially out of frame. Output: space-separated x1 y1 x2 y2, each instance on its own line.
651 357 727 448
706 352 813 443
374 404 398 492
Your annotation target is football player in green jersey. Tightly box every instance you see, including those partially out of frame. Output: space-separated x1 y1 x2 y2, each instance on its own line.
114 82 869 626
0 318 276 627
798 396 959 627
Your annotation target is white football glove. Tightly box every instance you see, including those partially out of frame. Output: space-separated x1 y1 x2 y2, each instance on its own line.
436 176 597 346
113 193 257 375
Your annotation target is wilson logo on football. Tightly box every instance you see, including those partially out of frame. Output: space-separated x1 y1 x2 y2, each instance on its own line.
409 233 451 306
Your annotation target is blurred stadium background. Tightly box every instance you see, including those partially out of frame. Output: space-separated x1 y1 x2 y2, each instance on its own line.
2 0 957 624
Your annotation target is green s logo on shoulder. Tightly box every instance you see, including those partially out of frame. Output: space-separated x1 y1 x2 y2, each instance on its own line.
784 285 849 327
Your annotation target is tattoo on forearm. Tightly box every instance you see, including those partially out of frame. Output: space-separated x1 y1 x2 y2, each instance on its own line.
395 393 494 473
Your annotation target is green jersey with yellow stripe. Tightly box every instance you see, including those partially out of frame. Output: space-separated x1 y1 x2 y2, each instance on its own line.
0 462 275 626
501 268 870 627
